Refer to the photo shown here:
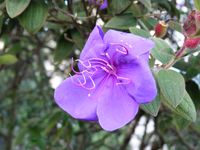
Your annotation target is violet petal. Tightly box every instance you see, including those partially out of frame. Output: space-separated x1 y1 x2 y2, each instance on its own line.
104 30 154 58
117 56 157 104
54 74 104 121
97 77 139 131
80 26 106 62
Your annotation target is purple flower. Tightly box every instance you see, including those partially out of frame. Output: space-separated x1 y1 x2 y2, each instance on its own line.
54 26 157 131
89 0 108 10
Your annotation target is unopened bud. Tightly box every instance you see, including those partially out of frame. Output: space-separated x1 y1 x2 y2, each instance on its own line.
195 10 200 28
154 21 168 38
184 37 200 49
183 10 200 38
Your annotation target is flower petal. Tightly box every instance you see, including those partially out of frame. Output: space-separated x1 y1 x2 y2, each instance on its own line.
97 77 139 131
117 56 157 104
80 25 106 61
54 75 103 121
104 30 154 57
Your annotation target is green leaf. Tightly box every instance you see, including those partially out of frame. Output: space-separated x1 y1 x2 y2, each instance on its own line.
194 0 200 11
0 54 18 65
132 2 148 17
138 0 152 11
109 0 131 14
54 35 74 62
173 115 190 130
141 16 157 30
70 29 84 50
140 94 160 116
105 14 137 30
157 69 185 107
150 37 174 64
129 27 151 38
174 91 197 122
6 0 31 18
18 1 48 34
168 20 182 33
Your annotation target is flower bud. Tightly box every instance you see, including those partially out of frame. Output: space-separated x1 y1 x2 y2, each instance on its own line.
183 10 200 38
154 21 168 38
195 10 200 29
184 37 200 49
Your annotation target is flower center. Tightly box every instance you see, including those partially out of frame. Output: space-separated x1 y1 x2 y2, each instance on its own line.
70 43 131 90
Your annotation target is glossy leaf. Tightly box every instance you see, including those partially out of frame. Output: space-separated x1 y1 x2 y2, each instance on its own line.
141 16 157 30
6 0 31 18
139 0 152 11
105 14 137 30
157 69 185 107
18 1 48 34
109 0 131 14
132 2 148 17
129 27 151 38
150 37 174 64
175 91 197 122
173 115 190 130
140 94 160 116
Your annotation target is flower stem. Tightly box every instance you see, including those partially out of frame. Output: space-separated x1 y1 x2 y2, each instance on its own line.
163 57 175 69
163 46 186 69
175 46 186 58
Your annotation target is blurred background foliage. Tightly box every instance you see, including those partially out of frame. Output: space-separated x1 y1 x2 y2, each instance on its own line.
0 0 200 150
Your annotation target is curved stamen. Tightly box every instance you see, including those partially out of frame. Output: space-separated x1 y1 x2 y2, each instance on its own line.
69 73 85 87
76 74 96 90
70 42 132 91
100 66 110 73
109 43 129 55
74 71 87 86
89 58 109 66
89 58 114 71
71 58 97 75
116 76 131 85
70 71 96 90
75 59 92 69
